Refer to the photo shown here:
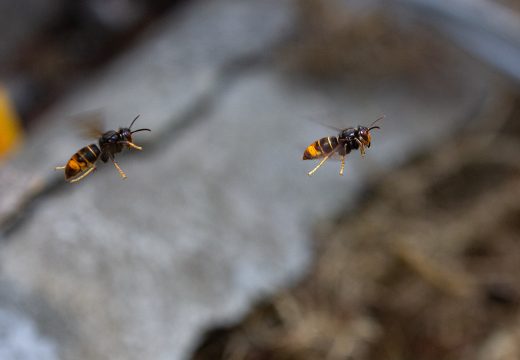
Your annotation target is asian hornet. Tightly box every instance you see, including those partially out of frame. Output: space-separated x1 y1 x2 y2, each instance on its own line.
303 116 383 176
55 115 151 183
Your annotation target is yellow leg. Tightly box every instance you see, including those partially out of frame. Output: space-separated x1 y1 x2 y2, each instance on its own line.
356 139 366 158
339 155 345 176
308 153 333 176
55 165 66 170
122 141 142 150
111 158 127 179
69 166 96 183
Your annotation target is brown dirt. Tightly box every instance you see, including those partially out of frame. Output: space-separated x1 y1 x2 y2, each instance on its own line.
192 93 520 360
191 2 520 359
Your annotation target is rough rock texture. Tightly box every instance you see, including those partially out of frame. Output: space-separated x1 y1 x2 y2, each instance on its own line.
0 0 501 359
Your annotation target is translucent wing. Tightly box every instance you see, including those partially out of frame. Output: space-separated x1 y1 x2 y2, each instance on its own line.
311 119 343 132
69 110 106 139
303 114 344 132
327 152 348 161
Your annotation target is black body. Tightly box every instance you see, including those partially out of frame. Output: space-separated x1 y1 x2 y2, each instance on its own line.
98 128 132 162
57 115 151 183
336 126 368 155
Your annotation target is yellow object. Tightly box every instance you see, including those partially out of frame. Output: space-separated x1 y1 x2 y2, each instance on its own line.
0 86 23 159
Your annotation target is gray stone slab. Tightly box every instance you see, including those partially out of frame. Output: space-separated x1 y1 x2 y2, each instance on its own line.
2 0 295 235
20 0 295 167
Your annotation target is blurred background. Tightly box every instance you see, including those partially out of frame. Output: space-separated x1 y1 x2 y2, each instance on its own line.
0 0 519 359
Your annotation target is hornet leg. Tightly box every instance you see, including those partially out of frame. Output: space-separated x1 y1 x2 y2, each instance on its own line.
110 155 127 179
339 155 345 176
308 152 334 176
121 141 142 150
355 138 366 158
69 166 96 183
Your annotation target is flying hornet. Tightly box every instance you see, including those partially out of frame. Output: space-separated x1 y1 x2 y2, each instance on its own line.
56 115 151 183
303 116 383 176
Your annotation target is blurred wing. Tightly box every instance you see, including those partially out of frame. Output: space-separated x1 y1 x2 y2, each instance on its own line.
303 114 344 132
327 152 347 161
312 120 343 132
69 110 106 139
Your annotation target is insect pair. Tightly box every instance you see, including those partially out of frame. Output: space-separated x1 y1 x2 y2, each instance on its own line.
302 116 383 176
57 114 382 182
56 115 151 183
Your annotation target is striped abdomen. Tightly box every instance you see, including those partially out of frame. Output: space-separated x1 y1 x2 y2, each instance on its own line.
65 144 101 181
302 136 339 160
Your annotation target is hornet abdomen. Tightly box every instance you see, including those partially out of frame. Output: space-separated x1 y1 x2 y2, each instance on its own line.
64 144 101 181
302 136 339 160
